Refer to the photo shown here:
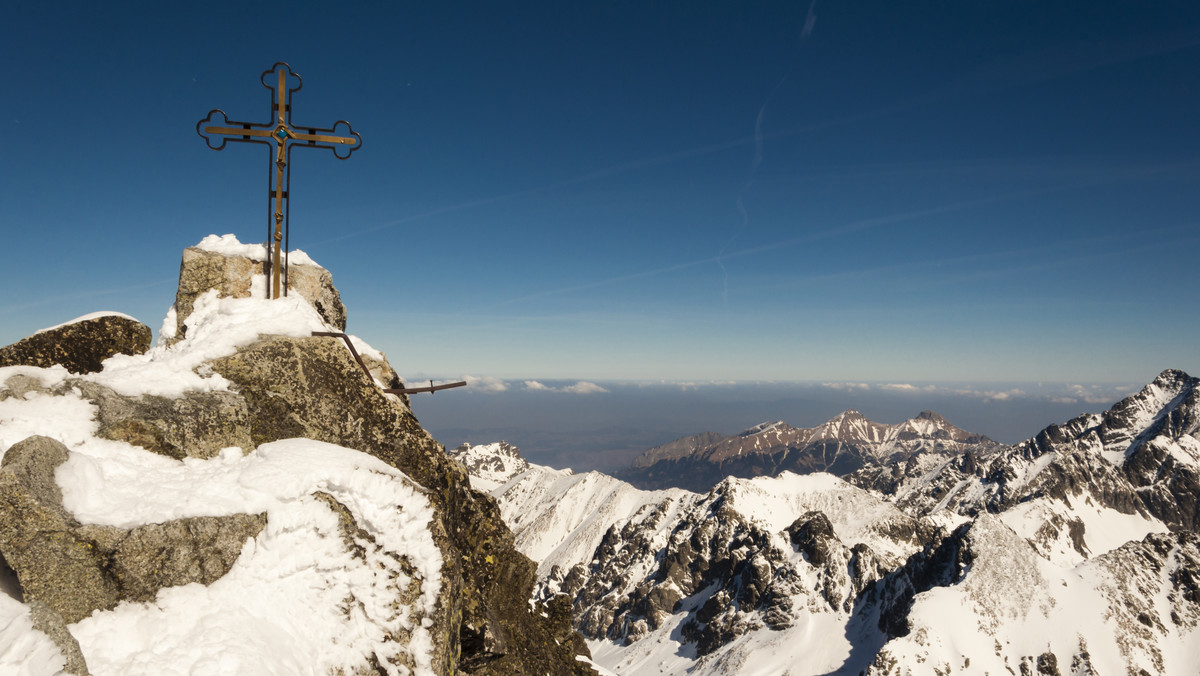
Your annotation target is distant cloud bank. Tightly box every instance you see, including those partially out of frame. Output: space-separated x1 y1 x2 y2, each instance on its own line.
409 375 1135 406
819 381 1131 405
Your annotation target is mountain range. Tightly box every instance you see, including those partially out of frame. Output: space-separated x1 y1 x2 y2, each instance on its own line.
452 368 1200 675
619 409 1003 492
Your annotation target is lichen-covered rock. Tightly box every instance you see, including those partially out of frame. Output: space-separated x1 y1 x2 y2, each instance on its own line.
101 513 267 603
0 436 121 623
0 435 267 624
172 245 346 340
77 381 254 459
0 314 151 374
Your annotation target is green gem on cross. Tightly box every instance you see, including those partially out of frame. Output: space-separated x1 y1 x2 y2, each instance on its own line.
274 126 290 141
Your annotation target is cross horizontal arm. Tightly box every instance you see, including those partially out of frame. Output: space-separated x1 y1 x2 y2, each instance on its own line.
204 126 275 138
291 131 359 146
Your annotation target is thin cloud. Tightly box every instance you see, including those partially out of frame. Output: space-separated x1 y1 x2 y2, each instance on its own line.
822 382 871 392
462 375 508 393
562 381 609 394
524 380 608 394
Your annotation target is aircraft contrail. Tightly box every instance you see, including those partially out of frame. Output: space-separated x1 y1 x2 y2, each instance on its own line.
717 0 817 301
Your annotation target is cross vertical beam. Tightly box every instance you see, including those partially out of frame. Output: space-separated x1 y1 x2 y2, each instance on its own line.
197 62 361 298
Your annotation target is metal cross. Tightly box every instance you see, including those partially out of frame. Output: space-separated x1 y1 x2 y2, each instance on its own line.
197 62 361 299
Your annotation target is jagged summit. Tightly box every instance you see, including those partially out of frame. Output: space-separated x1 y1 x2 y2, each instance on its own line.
449 441 534 491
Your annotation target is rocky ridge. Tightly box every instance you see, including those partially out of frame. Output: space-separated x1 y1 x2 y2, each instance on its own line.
0 237 594 675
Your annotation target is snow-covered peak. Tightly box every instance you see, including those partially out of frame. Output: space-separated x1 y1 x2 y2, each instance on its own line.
448 441 533 491
810 409 887 443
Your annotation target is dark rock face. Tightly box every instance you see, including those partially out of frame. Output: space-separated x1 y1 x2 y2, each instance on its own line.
0 435 267 624
861 522 974 639
629 431 728 469
0 314 151 374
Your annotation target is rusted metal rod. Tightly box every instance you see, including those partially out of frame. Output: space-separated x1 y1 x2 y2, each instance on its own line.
394 380 468 395
310 331 467 395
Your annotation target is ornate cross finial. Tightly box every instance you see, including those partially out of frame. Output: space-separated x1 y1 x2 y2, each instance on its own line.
197 62 361 299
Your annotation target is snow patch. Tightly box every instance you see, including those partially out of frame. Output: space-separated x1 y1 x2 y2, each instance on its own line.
34 311 139 335
0 596 69 675
194 233 321 268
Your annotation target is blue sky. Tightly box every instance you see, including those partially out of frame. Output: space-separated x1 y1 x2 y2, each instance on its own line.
2 1 1198 394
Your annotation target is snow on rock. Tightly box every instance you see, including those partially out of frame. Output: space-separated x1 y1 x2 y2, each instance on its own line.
33 312 139 335
0 596 71 676
454 443 937 674
0 240 599 676
864 524 1200 676
451 442 694 577
0 370 444 675
623 408 1002 493
68 439 442 676
84 291 332 398
0 291 438 675
195 233 322 267
171 234 346 341
719 472 923 561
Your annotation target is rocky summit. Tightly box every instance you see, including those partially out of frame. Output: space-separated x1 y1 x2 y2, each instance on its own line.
0 235 595 676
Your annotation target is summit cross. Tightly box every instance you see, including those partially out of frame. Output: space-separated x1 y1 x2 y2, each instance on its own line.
197 62 361 299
